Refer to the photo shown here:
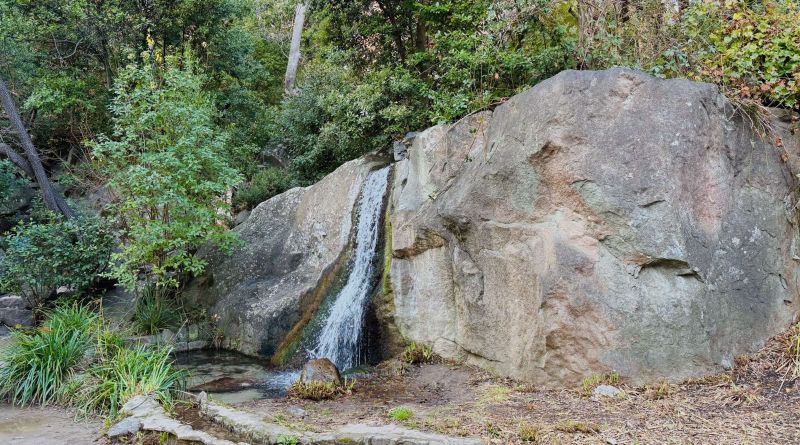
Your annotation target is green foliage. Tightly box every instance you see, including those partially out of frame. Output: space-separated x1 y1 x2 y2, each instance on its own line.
233 166 293 210
576 0 800 111
270 54 427 183
277 434 300 445
581 371 621 395
92 55 242 289
0 304 186 417
680 1 800 109
132 285 184 335
388 406 413 422
0 305 99 406
0 161 27 213
0 209 114 307
70 343 186 417
401 342 433 364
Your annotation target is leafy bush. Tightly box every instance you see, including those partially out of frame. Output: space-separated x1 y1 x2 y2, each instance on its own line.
401 342 434 364
71 344 186 417
388 406 413 422
0 211 114 308
233 166 293 210
91 54 242 289
132 285 184 336
579 0 800 111
0 305 99 405
680 1 800 109
272 54 429 184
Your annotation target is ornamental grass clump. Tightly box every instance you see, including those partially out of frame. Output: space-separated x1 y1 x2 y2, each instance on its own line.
0 305 99 405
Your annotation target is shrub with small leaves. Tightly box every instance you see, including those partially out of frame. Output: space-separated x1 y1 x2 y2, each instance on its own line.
0 209 114 308
233 166 293 210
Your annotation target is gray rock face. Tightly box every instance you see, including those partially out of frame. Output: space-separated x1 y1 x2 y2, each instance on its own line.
183 157 387 357
389 68 800 385
0 295 32 328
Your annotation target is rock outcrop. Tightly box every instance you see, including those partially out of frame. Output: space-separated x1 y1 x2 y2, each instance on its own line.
389 68 800 385
183 156 388 357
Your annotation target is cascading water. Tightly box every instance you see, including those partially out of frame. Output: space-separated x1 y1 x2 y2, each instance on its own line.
311 165 391 370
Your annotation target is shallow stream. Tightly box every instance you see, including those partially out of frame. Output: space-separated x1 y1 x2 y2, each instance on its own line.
174 349 300 404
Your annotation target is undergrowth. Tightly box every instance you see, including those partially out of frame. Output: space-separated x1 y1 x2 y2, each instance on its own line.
132 284 184 335
288 378 355 401
401 342 433 364
388 406 413 422
787 322 800 379
581 371 621 395
0 304 186 417
0 305 99 405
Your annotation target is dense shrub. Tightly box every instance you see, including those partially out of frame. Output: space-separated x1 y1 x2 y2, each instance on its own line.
680 1 800 109
577 0 800 111
0 305 99 405
233 166 293 210
91 54 242 289
0 209 114 308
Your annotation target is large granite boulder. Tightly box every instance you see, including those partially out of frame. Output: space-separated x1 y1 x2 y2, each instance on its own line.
184 156 388 357
389 68 800 386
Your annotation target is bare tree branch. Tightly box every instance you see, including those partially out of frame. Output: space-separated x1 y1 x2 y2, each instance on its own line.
0 142 33 177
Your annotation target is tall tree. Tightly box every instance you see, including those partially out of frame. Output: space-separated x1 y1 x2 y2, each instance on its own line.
284 3 307 95
0 78 74 218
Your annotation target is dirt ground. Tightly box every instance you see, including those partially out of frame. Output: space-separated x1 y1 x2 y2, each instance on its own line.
241 334 800 445
0 404 104 445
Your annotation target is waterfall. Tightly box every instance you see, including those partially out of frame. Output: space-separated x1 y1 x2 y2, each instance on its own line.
311 165 391 370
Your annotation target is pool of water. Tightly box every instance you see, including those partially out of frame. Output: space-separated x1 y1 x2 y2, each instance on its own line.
173 349 300 404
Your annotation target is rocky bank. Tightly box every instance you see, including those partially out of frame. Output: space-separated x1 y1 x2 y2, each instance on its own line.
188 68 800 385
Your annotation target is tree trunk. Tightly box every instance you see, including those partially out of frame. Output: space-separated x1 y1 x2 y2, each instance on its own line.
0 77 74 218
284 3 306 96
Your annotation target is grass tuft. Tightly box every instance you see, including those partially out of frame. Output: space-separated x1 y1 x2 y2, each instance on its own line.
388 406 414 422
554 420 600 434
581 371 620 395
787 322 800 379
132 285 183 335
288 378 354 401
401 342 433 364
518 422 542 442
0 305 99 406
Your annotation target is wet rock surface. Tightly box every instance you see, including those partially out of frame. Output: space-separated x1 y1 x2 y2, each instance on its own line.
183 156 389 358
